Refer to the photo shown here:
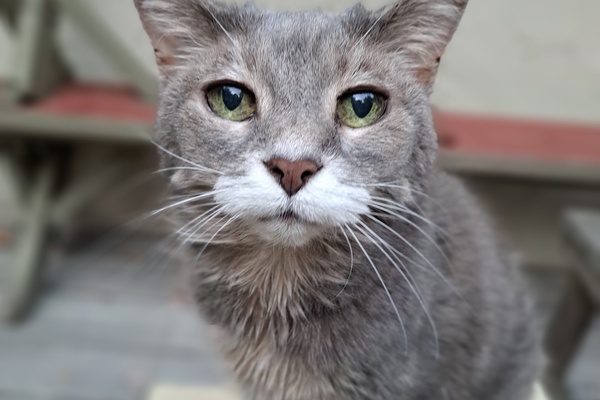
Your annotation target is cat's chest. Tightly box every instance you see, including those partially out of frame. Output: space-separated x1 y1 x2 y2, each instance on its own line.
211 326 347 400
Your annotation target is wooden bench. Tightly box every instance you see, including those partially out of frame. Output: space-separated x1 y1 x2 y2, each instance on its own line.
0 84 155 322
434 111 600 185
0 0 156 322
543 210 600 400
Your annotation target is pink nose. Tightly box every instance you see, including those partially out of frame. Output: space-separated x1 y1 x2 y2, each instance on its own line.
265 158 320 196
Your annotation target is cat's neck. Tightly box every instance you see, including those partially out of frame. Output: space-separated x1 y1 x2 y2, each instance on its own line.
194 238 350 329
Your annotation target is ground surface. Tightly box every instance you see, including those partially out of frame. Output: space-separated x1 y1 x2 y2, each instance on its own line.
0 235 599 400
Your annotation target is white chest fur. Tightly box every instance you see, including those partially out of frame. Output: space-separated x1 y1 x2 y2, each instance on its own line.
213 327 343 400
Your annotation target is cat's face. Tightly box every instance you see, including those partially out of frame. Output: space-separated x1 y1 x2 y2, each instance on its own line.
135 0 467 247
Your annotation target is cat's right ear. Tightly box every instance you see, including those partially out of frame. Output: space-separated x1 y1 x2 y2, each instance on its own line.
133 0 230 78
372 0 469 87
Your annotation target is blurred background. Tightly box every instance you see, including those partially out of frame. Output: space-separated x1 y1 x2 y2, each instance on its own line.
0 0 599 399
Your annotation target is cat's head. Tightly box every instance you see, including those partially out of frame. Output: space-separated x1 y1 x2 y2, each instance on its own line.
134 0 467 247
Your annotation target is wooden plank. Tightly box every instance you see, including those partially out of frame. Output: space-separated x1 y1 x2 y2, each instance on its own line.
438 150 600 186
434 110 600 185
543 210 600 396
543 274 594 381
564 210 600 280
10 0 69 101
434 111 600 165
58 0 158 102
0 111 152 145
1 158 56 322
0 0 20 28
0 146 27 210
50 160 123 228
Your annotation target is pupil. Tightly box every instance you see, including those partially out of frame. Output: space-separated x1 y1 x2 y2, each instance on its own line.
351 93 375 119
222 86 243 111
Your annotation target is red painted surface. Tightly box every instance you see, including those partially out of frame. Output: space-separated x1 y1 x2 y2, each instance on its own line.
19 84 600 164
434 112 600 164
28 84 157 124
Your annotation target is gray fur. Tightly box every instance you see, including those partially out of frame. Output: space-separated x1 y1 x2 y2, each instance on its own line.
133 0 542 399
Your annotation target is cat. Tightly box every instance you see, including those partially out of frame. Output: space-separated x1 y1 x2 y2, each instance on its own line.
133 0 542 399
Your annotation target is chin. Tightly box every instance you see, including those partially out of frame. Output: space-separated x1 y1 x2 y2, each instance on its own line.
253 217 327 247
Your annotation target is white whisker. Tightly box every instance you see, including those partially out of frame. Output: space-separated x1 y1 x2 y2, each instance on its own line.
346 224 408 353
149 191 222 217
152 141 223 175
204 6 235 44
335 226 355 299
369 200 455 268
357 8 387 45
367 183 449 215
154 166 216 175
195 214 241 260
364 214 465 305
356 221 439 358
369 196 453 242
365 214 442 279
176 205 221 236
181 207 223 244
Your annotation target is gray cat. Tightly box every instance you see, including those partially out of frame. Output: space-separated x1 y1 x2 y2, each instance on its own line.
133 0 542 399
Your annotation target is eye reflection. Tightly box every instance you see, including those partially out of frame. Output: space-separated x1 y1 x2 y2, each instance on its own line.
222 86 243 111
350 93 375 119
337 91 385 128
207 84 256 121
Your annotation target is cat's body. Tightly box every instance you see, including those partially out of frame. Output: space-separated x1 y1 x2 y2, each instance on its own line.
196 173 540 400
133 1 541 399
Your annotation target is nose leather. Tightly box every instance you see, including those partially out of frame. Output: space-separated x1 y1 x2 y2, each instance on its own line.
266 158 320 196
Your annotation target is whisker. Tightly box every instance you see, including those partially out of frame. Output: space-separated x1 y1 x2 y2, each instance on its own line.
369 200 455 268
334 226 355 300
175 205 221 236
356 221 439 358
356 8 387 45
154 166 216 175
363 214 465 305
114 230 181 286
194 214 241 260
366 183 449 215
369 196 454 242
149 191 222 217
368 199 461 283
203 6 235 44
365 214 442 277
152 141 223 175
345 224 408 353
180 208 223 245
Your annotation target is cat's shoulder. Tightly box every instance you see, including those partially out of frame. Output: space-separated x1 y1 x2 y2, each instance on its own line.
426 170 496 239
428 170 480 212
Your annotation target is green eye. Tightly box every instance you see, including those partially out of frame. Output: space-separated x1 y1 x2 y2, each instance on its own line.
336 92 385 128
207 85 256 121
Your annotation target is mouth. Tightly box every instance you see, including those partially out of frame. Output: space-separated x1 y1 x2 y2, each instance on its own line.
279 209 299 221
259 209 309 224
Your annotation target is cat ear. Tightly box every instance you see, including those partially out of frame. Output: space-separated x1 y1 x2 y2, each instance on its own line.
376 0 468 87
133 0 233 78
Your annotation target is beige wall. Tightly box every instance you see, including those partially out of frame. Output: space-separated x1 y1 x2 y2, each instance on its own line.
2 0 598 123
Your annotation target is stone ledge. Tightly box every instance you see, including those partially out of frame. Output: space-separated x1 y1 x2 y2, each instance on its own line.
148 385 240 400
147 384 549 400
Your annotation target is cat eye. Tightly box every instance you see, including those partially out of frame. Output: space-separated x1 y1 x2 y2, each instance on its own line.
207 84 256 121
336 92 385 128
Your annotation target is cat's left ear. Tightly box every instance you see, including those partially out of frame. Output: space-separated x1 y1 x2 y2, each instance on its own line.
376 0 468 87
